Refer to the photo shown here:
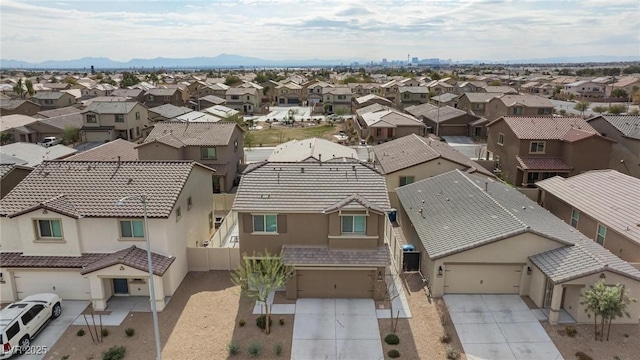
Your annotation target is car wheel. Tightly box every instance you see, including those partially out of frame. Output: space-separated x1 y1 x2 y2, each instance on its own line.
18 336 30 354
52 302 62 319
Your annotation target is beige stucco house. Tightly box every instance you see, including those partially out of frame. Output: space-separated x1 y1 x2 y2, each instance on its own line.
396 170 640 324
80 101 151 142
537 170 640 263
322 87 354 114
355 104 426 143
233 160 392 300
586 115 640 179
0 160 215 311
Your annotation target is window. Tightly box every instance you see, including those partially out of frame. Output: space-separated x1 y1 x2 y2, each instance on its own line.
120 220 144 238
571 209 579 228
6 322 20 341
399 176 414 187
474 103 484 110
529 141 545 154
247 96 250 101
164 96 171 101
176 207 182 221
234 139 238 152
44 99 53 105
208 212 214 231
187 197 193 210
87 114 97 123
497 133 504 146
513 106 523 115
231 95 239 100
21 311 34 326
37 219 62 238
538 108 551 115
342 215 366 234
201 147 216 160
148 95 155 101
337 95 346 100
495 155 501 169
403 93 410 99
135 111 140 120
253 214 277 233
596 224 606 245
420 94 427 99
115 114 125 122
136 127 140 136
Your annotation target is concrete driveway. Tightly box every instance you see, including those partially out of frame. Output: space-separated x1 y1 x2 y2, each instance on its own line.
291 299 383 360
441 136 487 160
19 300 88 360
445 295 562 360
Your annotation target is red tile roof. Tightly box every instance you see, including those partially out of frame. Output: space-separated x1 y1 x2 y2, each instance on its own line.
516 156 572 171
489 116 598 140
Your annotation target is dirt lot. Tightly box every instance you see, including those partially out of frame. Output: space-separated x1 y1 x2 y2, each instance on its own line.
543 322 640 360
378 273 466 360
250 122 342 146
45 271 292 360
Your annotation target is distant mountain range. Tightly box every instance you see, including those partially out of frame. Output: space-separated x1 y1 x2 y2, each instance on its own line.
0 54 368 69
1 54 638 69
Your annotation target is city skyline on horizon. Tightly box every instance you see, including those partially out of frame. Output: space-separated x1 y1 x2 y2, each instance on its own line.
1 0 639 63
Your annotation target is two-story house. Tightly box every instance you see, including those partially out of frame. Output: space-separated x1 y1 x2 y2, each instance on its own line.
80 101 151 142
110 89 146 103
486 116 614 187
0 160 215 311
275 82 303 106
225 87 260 114
136 121 244 193
0 99 40 116
144 88 187 108
322 87 354 114
397 87 430 108
304 81 333 106
562 80 605 99
232 160 392 300
454 81 487 94
372 134 494 208
405 103 480 137
31 92 76 110
587 115 640 179
457 92 501 117
352 94 393 112
355 104 426 143
485 94 554 121
537 170 640 263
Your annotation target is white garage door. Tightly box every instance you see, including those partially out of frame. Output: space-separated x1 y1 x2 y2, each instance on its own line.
444 264 522 294
14 270 90 300
83 131 110 143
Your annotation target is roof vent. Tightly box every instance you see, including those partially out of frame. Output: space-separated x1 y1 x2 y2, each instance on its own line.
127 178 133 184
301 167 304 173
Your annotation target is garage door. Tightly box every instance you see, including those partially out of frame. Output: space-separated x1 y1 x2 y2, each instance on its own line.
444 264 522 294
440 125 469 137
297 270 374 298
14 270 90 300
84 131 109 143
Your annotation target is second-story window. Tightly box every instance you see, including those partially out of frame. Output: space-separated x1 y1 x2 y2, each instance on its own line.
87 114 97 123
571 209 579 228
342 215 366 234
148 95 155 101
231 95 239 100
253 214 277 233
201 147 216 160
338 95 346 100
529 141 545 154
596 224 607 245
120 220 144 238
36 219 62 239
513 106 523 115
497 133 504 145
234 139 238 152
399 176 414 187
115 114 125 122
135 111 141 120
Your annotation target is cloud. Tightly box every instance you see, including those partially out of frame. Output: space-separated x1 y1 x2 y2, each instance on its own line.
335 7 373 17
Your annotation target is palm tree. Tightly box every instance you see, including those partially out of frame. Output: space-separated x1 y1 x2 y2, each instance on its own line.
12 79 24 98
24 79 35 98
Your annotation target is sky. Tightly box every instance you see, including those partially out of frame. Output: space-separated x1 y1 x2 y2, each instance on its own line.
1 0 639 63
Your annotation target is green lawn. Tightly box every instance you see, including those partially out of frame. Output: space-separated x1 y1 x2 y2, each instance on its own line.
249 124 339 146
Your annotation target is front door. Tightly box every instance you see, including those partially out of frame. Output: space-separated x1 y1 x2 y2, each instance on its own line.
113 279 129 295
543 277 553 308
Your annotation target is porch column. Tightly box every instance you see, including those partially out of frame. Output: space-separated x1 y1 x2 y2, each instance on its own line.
548 284 563 325
150 274 165 312
89 276 107 311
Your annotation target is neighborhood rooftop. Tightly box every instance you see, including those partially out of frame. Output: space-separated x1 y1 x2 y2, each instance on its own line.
64 139 139 161
588 114 640 140
0 160 213 218
143 121 239 147
268 137 357 162
490 116 598 140
233 160 391 213
84 101 138 114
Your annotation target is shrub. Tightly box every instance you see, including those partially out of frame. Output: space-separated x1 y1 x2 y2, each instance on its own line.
384 334 400 345
440 333 452 343
101 328 109 337
76 329 85 337
125 327 135 337
575 351 593 360
256 315 273 330
565 325 577 338
274 342 283 356
239 319 246 327
248 342 263 357
279 317 285 326
446 348 460 360
62 356 69 360
388 349 401 358
102 346 126 360
227 342 240 356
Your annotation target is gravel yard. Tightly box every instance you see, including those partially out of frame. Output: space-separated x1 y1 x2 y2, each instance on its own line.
542 322 640 360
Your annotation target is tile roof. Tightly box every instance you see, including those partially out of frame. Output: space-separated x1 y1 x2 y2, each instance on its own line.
430 93 459 103
0 143 77 167
461 92 502 103
80 246 175 276
202 105 239 119
562 128 599 142
38 112 83 130
588 115 640 140
174 111 221 123
145 88 178 96
399 86 430 94
110 89 145 98
148 104 193 119
483 86 517 94
536 170 640 247
530 238 640 284
354 94 393 105
361 109 424 128
268 138 357 162
494 94 553 108
36 106 82 118
0 246 174 276
0 164 30 179
32 92 66 100
405 104 471 123
515 156 572 171
282 245 390 266
84 101 138 115
489 116 597 140
395 170 582 259
0 160 211 218
143 121 239 147
0 114 36 132
372 134 494 176
324 87 354 95
323 193 386 214
232 161 390 213
226 87 257 96
0 99 37 110
65 139 138 161
199 95 226 105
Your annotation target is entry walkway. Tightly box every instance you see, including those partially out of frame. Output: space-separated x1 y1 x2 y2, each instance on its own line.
291 299 383 360
445 295 563 360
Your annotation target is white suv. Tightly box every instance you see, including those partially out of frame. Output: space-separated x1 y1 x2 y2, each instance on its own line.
36 137 62 147
0 293 62 359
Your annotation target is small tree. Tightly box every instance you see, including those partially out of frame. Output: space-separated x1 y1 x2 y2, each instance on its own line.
611 88 628 98
231 251 294 335
0 131 14 145
574 101 590 112
62 126 80 145
607 104 626 115
244 131 255 151
592 106 607 114
580 280 637 341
